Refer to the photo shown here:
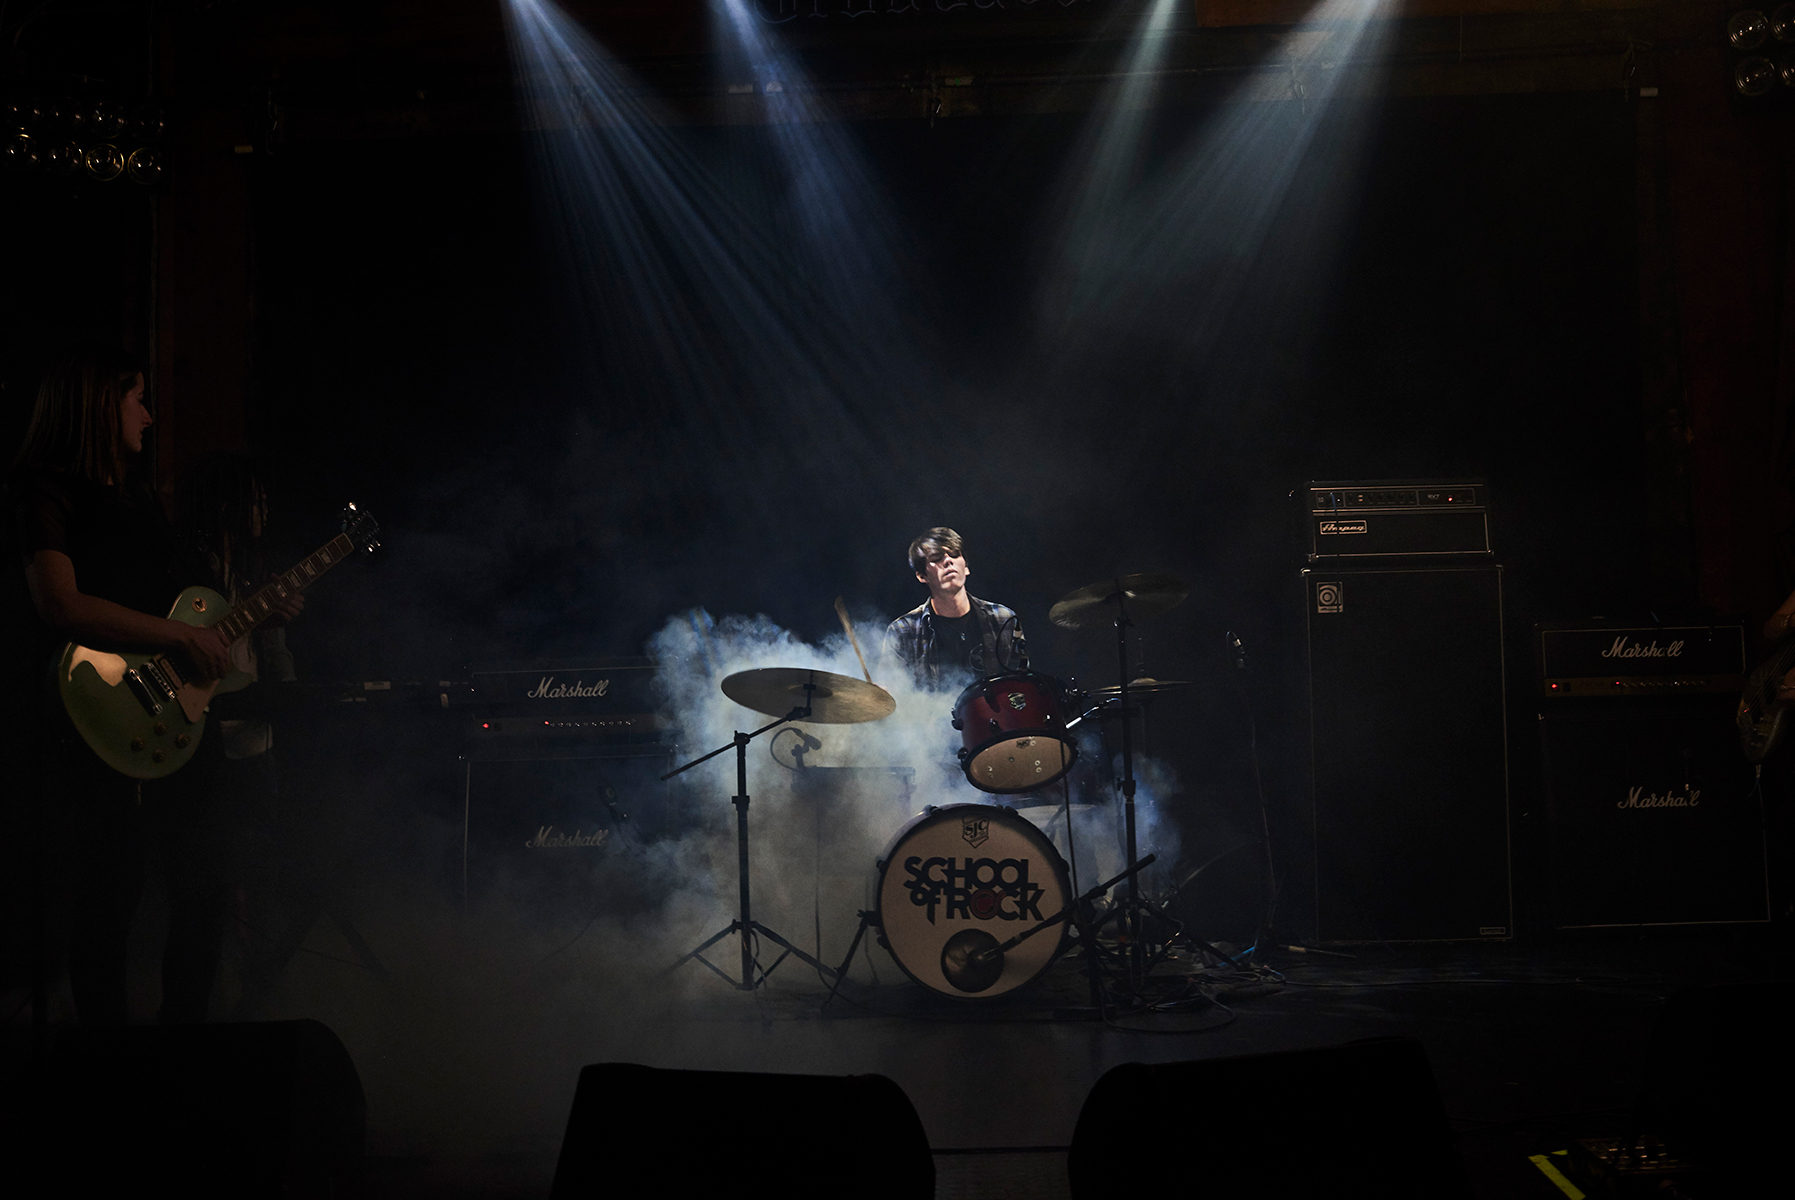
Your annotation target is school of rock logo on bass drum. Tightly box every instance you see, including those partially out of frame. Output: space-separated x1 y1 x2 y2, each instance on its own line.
902 854 1046 925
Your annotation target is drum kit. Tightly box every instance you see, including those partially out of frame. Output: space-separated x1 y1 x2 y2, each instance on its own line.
665 573 1221 1011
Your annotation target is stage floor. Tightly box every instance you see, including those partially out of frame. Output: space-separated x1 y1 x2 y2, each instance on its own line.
292 927 1787 1198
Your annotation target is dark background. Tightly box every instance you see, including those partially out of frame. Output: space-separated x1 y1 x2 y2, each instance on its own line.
3 1 1788 956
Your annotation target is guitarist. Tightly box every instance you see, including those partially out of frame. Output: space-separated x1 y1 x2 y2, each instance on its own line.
9 348 297 1025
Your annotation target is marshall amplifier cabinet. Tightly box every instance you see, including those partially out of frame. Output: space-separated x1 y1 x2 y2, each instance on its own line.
1539 703 1769 928
460 658 668 742
1536 621 1746 699
461 747 681 911
1304 565 1514 941
1307 480 1490 561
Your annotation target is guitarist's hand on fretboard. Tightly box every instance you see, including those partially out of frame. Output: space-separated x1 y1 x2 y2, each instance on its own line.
264 591 306 627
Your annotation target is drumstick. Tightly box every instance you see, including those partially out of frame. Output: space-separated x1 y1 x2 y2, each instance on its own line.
834 596 874 685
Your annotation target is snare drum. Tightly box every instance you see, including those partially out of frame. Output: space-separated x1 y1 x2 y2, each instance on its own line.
875 804 1073 999
951 671 1078 794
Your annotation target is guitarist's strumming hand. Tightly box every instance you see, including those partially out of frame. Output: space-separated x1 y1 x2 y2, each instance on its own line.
170 622 232 682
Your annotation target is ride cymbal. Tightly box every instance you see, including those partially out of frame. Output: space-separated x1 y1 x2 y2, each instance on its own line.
1089 678 1195 698
1049 573 1190 629
720 667 896 724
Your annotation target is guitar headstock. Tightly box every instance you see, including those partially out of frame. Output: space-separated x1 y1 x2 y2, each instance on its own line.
341 502 381 555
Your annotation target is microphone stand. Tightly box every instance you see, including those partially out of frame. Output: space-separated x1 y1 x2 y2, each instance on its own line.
661 683 837 990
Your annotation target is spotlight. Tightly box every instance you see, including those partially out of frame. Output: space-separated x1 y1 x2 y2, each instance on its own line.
125 105 166 144
82 143 125 181
86 101 126 141
1731 9 1772 48
44 97 87 138
5 98 42 131
1774 3 1795 40
1735 55 1778 94
41 140 82 175
2 133 37 172
125 146 163 185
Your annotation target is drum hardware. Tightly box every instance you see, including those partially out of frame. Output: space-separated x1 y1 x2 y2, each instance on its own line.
1050 574 1189 985
661 668 895 991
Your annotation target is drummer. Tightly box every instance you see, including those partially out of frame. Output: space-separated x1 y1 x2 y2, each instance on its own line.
882 527 1027 686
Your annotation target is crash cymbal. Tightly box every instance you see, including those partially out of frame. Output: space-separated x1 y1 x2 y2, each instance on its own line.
1089 678 1195 698
1049 573 1190 629
721 667 896 725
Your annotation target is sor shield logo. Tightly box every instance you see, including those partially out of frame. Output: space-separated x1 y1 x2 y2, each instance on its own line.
961 816 989 848
1315 581 1343 614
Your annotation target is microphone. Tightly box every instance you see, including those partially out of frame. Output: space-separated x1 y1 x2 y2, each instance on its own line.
794 730 823 751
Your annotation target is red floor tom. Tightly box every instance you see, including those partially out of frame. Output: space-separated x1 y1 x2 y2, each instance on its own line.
951 671 1078 794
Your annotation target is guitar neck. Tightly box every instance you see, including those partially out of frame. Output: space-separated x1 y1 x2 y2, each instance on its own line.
215 533 356 644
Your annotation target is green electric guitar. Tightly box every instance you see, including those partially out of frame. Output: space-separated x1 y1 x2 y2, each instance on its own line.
58 502 380 779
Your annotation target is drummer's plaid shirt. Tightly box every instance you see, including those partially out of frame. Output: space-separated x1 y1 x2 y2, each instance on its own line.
881 594 1028 686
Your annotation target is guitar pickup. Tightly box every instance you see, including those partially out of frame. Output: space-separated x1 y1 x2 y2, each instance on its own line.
125 668 164 715
125 659 180 716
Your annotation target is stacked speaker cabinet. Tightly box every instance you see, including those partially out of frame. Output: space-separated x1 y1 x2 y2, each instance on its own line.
1303 481 1512 942
1536 621 1768 929
1304 566 1514 941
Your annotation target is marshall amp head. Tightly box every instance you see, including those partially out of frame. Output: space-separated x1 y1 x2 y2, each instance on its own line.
461 658 669 740
1306 480 1490 561
1537 621 1746 698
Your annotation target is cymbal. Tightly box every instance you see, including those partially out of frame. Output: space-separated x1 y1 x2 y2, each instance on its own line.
720 668 896 725
1049 573 1189 630
1089 678 1195 698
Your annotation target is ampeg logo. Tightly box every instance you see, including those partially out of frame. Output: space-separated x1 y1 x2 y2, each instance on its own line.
902 855 1046 925
1318 520 1368 535
1316 582 1343 614
962 815 989 848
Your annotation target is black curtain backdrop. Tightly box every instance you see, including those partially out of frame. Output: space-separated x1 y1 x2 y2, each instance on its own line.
249 90 1640 938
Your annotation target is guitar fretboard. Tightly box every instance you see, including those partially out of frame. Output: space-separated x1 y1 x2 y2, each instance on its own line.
216 533 356 644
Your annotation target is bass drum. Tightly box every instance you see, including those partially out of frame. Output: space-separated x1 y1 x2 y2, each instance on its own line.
875 804 1073 999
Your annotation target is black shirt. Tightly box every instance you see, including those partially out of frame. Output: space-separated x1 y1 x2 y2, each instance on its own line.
12 466 196 626
926 608 986 676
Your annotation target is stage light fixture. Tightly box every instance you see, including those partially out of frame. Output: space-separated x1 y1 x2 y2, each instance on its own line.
125 105 165 143
86 101 125 141
1735 55 1778 94
44 96 87 137
82 143 125 181
41 140 82 175
2 133 37 172
125 146 162 185
5 98 42 131
1773 3 1795 40
1730 9 1772 49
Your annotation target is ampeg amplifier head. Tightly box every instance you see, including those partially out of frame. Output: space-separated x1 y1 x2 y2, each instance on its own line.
1306 480 1491 561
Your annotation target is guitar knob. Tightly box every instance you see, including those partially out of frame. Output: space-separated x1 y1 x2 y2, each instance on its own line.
175 735 190 748
130 738 145 752
153 722 167 735
151 750 166 763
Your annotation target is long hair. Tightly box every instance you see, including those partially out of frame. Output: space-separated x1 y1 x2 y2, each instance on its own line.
176 452 267 596
11 346 142 486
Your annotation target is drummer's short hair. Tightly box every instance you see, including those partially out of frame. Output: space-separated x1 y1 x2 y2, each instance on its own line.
908 527 965 576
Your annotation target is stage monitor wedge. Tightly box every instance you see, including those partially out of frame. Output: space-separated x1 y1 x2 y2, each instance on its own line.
551 1064 933 1200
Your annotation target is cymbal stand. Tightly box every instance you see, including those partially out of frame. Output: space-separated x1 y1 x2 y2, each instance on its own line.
662 684 837 990
1110 586 1147 981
